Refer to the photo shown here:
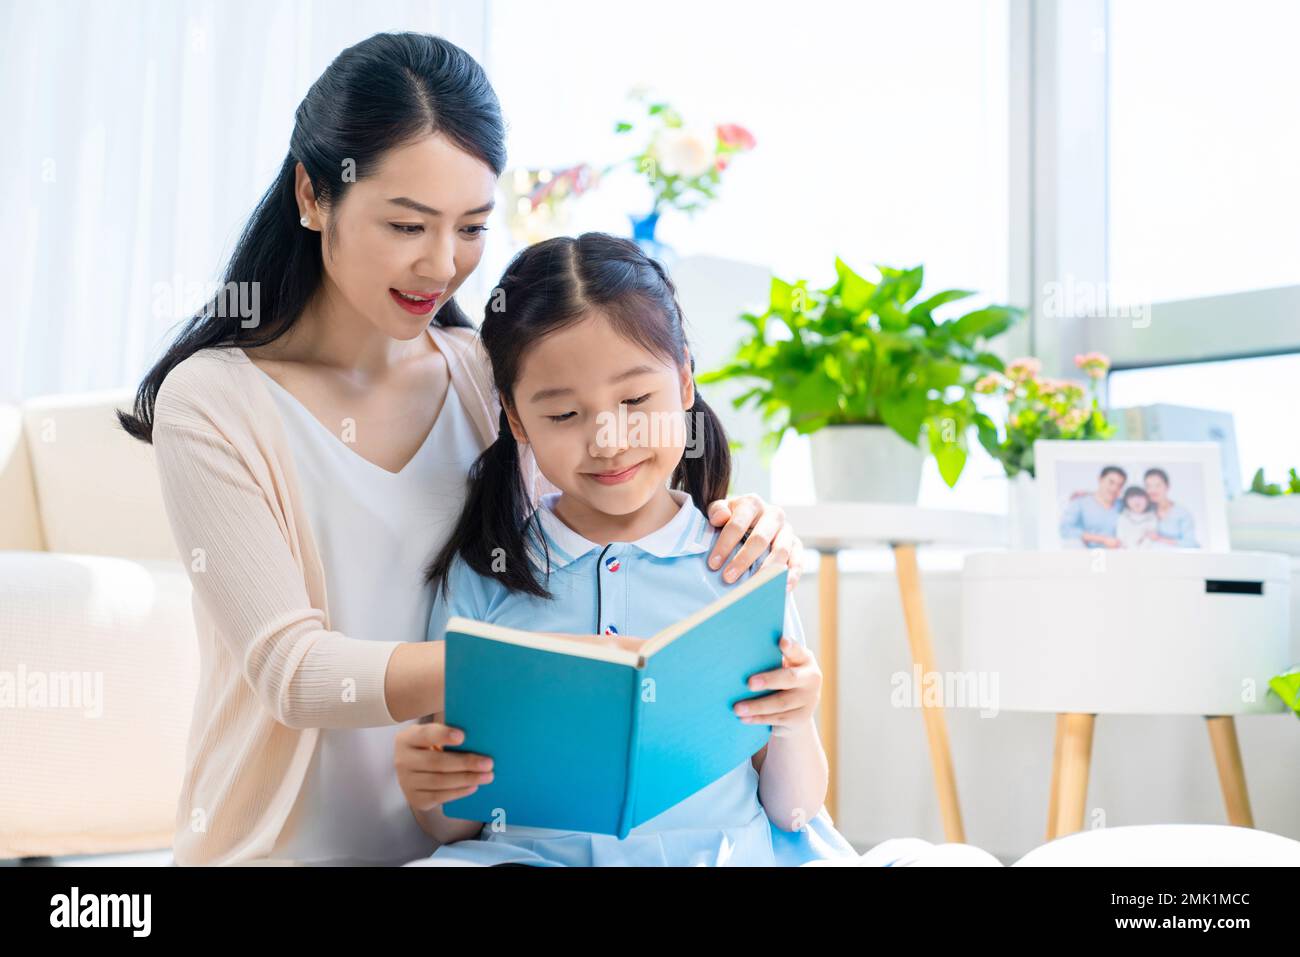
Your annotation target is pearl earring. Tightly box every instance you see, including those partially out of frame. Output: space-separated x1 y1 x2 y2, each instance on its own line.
300 215 310 228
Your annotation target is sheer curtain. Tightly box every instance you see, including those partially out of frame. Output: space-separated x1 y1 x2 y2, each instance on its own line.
0 0 487 403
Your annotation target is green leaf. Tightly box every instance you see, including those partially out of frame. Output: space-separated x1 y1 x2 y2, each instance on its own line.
898 265 924 304
835 257 875 313
614 121 633 133
909 288 974 326
878 392 927 445
770 276 794 315
948 306 1020 342
876 299 910 331
932 441 967 488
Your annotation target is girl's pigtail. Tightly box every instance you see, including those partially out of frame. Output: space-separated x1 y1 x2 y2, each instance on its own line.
426 407 551 599
672 359 732 514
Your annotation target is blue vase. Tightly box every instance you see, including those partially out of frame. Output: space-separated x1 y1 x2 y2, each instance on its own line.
628 210 673 264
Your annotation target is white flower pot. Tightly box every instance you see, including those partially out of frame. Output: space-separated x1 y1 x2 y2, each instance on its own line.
1007 471 1039 550
809 424 925 504
1227 493 1300 556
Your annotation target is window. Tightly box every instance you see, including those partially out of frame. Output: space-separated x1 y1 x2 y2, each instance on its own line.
485 0 1012 511
1107 0 1300 304
1107 352 1300 493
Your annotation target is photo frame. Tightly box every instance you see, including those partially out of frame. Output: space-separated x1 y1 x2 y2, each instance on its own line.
1034 440 1230 552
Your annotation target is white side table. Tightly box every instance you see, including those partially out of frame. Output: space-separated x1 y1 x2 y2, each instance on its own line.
960 550 1292 839
781 504 1008 842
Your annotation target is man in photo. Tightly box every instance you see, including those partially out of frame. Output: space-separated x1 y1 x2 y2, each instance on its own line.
1058 465 1126 548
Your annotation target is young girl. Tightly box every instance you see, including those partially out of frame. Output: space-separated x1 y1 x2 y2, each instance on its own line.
405 232 858 866
1115 486 1157 549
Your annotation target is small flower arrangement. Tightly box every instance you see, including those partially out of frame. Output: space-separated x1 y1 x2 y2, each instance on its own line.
502 164 600 245
975 352 1115 479
611 89 756 215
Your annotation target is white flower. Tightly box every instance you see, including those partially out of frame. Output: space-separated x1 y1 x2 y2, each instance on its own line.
652 127 715 179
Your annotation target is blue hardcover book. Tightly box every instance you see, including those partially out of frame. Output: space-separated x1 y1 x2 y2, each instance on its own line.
442 564 789 837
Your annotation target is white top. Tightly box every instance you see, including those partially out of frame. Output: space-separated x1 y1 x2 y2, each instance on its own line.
250 344 483 865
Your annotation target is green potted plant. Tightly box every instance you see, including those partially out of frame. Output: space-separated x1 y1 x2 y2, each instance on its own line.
697 257 1022 503
1227 466 1300 554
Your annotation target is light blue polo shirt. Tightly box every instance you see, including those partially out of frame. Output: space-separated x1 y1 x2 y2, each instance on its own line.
422 488 858 866
1059 493 1123 546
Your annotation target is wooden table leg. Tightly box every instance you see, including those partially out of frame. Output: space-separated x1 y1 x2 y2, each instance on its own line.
817 550 839 820
1046 714 1066 841
1050 712 1095 838
892 543 965 844
1206 716 1254 828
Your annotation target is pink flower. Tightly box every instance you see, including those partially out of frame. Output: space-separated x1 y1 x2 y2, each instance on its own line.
974 373 1003 394
1005 357 1041 383
715 156 730 172
716 123 757 151
1061 408 1088 431
1073 351 1110 380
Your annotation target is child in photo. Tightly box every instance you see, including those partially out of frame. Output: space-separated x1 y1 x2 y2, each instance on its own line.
1115 485 1157 549
405 233 858 866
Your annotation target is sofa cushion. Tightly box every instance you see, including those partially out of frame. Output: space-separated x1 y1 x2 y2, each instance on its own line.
21 389 178 561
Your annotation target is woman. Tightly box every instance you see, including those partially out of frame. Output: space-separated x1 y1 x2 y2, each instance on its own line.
119 32 803 866
1142 467 1199 548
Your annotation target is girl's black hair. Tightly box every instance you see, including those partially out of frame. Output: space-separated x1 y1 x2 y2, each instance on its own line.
1122 485 1149 507
427 233 731 599
117 32 506 443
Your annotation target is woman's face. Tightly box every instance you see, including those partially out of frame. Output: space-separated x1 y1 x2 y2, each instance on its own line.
300 132 497 339
504 312 694 520
1145 473 1169 504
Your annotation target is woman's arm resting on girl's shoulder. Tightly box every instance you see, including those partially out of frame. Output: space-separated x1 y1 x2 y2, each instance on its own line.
705 493 804 592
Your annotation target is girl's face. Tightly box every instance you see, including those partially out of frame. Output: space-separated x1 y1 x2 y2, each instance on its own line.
298 132 497 338
504 312 695 520
1126 492 1149 513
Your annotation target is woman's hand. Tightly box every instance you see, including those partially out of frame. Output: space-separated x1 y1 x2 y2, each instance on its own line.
394 720 493 842
705 493 804 592
734 637 822 739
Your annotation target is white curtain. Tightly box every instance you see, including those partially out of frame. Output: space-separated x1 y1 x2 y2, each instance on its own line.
0 0 488 403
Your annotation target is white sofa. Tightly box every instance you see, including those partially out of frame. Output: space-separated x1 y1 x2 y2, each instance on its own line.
0 388 197 860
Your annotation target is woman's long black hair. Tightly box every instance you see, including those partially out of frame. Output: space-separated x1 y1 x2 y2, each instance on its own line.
426 233 732 600
118 32 506 443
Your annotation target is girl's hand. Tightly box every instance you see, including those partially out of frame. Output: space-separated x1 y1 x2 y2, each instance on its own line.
394 721 495 815
734 637 822 738
705 493 804 592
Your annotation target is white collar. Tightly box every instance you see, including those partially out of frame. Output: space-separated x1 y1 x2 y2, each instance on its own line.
526 488 712 570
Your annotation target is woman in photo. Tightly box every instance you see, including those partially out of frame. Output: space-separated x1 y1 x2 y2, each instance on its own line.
1142 467 1200 548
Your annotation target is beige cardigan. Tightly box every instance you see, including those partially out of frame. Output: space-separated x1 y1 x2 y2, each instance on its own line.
152 324 549 865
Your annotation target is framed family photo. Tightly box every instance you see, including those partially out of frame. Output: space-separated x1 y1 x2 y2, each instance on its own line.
1034 441 1231 552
